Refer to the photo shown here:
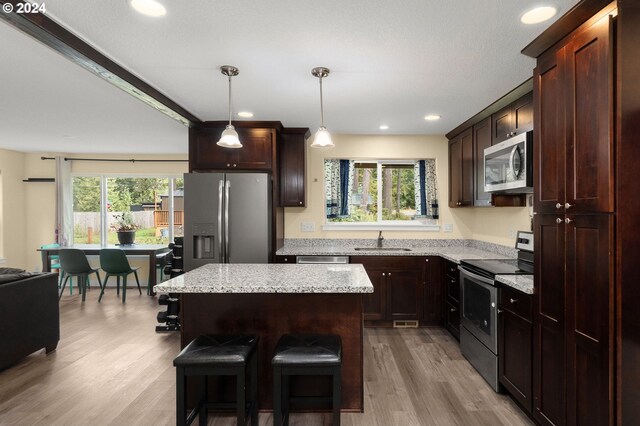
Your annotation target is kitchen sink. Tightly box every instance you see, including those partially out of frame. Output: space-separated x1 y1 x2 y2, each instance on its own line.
353 247 412 252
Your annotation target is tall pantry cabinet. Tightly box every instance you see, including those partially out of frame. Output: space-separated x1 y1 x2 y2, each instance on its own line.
524 1 640 425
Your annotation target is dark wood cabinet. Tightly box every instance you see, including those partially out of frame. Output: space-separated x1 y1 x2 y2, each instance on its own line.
352 256 423 325
189 126 275 171
448 128 473 208
491 92 533 145
473 117 492 207
499 286 533 414
532 11 615 426
422 256 443 325
443 260 460 340
280 128 308 207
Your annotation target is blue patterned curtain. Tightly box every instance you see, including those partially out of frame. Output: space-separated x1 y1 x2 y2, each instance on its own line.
414 159 438 218
339 160 350 216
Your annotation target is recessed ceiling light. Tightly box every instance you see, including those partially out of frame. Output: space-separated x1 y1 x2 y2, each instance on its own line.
424 114 441 121
521 6 557 24
379 125 389 130
130 0 166 17
237 111 254 118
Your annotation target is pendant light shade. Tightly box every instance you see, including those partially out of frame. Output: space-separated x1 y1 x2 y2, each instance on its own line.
310 67 334 148
217 65 242 149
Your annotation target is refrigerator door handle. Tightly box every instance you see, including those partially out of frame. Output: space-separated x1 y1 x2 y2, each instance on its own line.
218 180 224 263
225 180 230 263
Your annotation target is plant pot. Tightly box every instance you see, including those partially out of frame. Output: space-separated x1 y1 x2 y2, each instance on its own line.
117 230 136 245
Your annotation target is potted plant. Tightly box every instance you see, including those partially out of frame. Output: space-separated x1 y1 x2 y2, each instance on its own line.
113 212 138 245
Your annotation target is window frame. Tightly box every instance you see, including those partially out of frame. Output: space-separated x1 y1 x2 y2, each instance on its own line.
71 173 183 245
322 159 440 232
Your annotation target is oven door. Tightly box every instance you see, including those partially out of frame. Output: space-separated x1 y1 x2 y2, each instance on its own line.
460 267 498 354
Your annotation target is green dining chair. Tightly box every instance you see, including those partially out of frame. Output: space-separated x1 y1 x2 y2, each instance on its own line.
99 249 141 303
59 249 103 302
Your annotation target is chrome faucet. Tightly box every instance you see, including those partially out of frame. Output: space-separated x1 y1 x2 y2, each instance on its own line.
377 231 384 248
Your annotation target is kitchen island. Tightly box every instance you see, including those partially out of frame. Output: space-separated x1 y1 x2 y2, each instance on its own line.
155 263 373 411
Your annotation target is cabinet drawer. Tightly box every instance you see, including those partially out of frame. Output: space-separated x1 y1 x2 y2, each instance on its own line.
446 274 460 302
444 261 459 278
500 285 532 321
274 255 296 264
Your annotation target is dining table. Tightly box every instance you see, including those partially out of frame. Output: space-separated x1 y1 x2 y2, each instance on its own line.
38 244 170 296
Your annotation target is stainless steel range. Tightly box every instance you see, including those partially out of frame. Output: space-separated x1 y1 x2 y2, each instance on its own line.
458 231 533 391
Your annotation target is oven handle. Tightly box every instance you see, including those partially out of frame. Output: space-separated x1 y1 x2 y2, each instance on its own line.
458 266 495 286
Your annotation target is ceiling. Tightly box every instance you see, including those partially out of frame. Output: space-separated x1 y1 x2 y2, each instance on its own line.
0 0 578 154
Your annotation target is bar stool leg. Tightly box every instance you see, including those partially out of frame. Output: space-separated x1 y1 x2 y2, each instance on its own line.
176 366 186 426
251 352 258 426
273 366 282 426
332 368 341 426
122 275 127 303
236 367 246 426
199 376 207 426
282 372 290 425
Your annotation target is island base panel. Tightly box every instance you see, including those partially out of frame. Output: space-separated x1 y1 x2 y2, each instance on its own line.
181 293 364 411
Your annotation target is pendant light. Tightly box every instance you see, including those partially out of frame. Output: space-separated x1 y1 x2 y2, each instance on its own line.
217 65 242 148
310 67 335 148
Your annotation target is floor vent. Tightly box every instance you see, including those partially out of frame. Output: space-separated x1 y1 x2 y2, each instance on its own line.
393 320 419 328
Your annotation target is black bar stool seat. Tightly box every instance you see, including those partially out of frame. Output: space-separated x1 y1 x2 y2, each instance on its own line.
272 334 342 426
174 335 258 426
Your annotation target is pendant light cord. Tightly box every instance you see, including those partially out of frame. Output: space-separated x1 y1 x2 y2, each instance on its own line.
319 76 325 127
228 75 233 125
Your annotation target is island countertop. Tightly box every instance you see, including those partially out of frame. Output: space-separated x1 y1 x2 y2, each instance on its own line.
154 263 374 294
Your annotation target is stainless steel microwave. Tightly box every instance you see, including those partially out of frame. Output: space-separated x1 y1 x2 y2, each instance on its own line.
484 131 533 193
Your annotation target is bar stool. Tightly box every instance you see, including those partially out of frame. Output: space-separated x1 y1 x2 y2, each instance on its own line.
272 334 342 426
173 335 259 426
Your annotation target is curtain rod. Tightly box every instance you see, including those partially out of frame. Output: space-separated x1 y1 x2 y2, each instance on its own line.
41 156 187 163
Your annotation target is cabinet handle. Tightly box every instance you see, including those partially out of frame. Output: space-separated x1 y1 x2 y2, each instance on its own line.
497 309 503 314
450 308 457 312
565 202 573 209
451 278 456 283
509 298 518 304
284 258 288 262
382 273 386 276
299 201 303 205
506 133 510 138
425 259 429 262
565 218 573 224
456 201 462 206
556 218 563 224
227 163 231 167
555 203 562 209
233 164 237 168
388 272 392 276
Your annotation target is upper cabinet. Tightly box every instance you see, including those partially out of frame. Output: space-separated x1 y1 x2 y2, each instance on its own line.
279 128 309 207
492 92 534 145
447 83 532 208
189 125 276 171
448 128 474 208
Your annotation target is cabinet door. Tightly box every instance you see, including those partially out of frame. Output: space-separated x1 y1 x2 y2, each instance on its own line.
448 128 473 208
512 91 533 136
473 117 492 206
492 104 513 145
533 214 566 426
280 131 307 207
499 308 533 414
386 268 422 321
422 256 443 325
352 257 387 321
190 127 274 171
445 300 460 341
534 47 567 214
565 16 614 214
565 214 613 426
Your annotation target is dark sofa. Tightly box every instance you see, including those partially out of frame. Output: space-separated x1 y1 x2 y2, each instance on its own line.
0 268 60 371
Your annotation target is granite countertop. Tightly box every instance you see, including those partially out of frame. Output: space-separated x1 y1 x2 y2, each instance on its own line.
496 274 534 295
154 263 374 294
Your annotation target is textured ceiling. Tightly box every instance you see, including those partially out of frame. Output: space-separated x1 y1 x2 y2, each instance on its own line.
0 0 578 153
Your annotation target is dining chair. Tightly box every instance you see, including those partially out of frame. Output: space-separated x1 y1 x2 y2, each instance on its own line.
99 249 141 303
58 249 103 302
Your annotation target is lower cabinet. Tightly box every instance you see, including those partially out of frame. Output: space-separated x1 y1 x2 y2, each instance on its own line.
443 260 460 340
352 256 430 326
499 285 533 414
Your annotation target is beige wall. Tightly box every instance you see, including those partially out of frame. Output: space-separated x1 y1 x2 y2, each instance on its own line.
284 134 531 245
0 148 27 267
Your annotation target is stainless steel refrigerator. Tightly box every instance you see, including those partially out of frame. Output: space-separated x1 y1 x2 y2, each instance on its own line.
183 172 271 271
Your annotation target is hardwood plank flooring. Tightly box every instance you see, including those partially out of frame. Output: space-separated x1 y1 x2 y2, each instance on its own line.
0 291 532 425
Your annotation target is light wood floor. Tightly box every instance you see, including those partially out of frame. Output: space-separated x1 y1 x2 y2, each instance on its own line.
0 290 532 426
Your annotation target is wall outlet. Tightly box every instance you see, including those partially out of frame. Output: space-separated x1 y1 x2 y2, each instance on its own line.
301 222 315 232
443 223 453 233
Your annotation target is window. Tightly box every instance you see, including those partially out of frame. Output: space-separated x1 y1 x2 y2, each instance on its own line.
324 159 438 229
72 175 183 245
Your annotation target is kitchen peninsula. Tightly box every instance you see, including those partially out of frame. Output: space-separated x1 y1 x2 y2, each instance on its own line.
155 263 373 411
